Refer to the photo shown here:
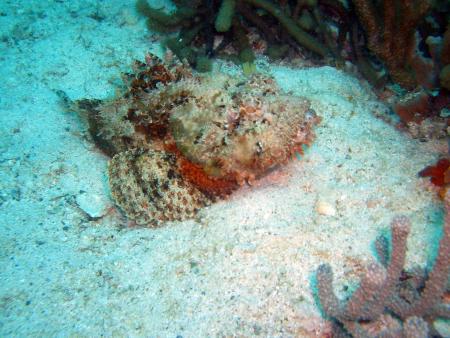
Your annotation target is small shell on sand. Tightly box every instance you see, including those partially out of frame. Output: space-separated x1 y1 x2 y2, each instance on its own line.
315 200 336 216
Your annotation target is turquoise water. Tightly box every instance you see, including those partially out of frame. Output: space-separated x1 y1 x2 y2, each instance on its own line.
0 1 448 336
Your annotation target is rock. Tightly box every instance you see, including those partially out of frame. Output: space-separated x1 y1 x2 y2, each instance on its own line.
315 200 336 216
76 191 111 218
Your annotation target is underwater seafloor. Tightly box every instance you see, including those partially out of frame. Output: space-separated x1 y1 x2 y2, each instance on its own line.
0 0 448 337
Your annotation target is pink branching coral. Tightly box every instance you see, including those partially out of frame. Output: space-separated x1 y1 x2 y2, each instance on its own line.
316 193 450 336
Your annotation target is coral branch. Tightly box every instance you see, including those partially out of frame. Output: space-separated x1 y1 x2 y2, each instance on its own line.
316 264 343 318
243 0 329 57
215 0 236 32
352 0 431 89
315 194 450 335
390 194 450 319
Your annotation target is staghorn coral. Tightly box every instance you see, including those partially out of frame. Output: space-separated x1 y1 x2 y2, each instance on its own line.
315 196 450 337
77 53 320 225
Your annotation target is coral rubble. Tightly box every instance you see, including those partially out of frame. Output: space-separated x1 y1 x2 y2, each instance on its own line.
78 53 320 226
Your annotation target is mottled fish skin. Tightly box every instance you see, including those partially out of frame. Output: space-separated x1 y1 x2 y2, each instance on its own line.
168 73 320 188
108 149 210 226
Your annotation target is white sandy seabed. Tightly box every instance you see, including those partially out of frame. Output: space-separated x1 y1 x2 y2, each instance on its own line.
0 0 448 337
